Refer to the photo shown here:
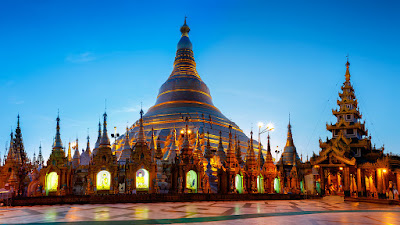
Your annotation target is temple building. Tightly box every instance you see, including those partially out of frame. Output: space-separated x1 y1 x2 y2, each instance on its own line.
310 60 400 198
1 21 399 201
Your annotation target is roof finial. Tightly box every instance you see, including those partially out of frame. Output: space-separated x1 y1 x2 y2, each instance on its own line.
345 54 351 82
180 17 190 37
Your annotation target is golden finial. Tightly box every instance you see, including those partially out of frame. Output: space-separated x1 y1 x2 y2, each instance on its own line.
345 54 350 82
180 16 190 37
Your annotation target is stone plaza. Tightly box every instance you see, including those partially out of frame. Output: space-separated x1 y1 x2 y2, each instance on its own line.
1 197 400 224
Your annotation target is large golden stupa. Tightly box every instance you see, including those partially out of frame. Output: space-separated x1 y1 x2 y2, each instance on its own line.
114 20 254 156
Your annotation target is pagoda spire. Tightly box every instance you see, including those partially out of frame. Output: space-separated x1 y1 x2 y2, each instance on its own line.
216 130 226 163
6 131 14 160
118 126 132 164
38 143 44 166
204 132 213 160
32 152 36 166
286 116 294 147
53 114 63 150
12 114 25 164
94 120 102 151
149 127 157 162
100 112 110 146
235 134 243 165
258 140 264 170
86 134 91 156
265 134 273 163
245 131 257 171
194 130 202 160
164 128 178 161
180 17 190 38
150 127 156 151
225 125 237 169
67 142 72 162
180 117 194 161
137 108 146 143
345 58 351 82
155 136 163 159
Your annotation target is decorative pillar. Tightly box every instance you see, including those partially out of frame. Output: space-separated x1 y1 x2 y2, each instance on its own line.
396 172 400 193
319 167 325 195
344 167 350 197
357 168 362 197
376 169 384 199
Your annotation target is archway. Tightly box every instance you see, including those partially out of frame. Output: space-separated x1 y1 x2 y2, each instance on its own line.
235 174 244 194
136 169 149 191
45 172 58 196
257 175 264 193
186 170 197 193
97 170 111 191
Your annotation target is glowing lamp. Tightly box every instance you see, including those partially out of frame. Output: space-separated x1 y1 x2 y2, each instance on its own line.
339 167 343 171
383 169 387 173
258 122 264 128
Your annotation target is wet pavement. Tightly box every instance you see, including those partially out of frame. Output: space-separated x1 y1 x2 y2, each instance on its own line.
1 196 400 224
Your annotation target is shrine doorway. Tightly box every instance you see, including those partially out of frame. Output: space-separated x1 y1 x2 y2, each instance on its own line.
326 167 344 196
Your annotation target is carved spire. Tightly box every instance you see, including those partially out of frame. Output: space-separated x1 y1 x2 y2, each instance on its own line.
180 17 190 38
225 125 237 169
204 132 213 160
118 126 132 164
164 128 178 161
286 116 294 147
38 143 44 166
264 134 273 163
155 136 163 160
180 117 194 161
194 130 202 159
245 131 257 171
67 142 72 162
217 130 226 163
100 112 110 146
95 120 102 149
11 114 26 164
345 58 350 82
235 133 243 165
258 139 264 170
86 134 91 156
53 115 63 150
150 127 156 151
137 108 146 143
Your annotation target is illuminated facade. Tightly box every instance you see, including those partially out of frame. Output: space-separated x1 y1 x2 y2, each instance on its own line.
1 21 399 202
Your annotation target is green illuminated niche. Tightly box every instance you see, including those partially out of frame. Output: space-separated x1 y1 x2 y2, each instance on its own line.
186 170 197 193
235 174 243 194
257 175 264 193
46 172 58 195
274 177 280 193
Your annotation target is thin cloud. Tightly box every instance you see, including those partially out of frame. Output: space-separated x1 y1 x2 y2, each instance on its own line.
66 52 96 63
113 104 151 114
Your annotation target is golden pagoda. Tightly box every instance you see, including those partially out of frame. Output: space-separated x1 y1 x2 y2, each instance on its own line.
114 19 256 160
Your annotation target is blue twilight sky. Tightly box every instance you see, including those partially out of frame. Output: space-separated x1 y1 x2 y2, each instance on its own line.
0 0 399 162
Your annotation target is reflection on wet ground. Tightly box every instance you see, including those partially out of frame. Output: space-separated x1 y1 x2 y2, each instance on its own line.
1 197 400 224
